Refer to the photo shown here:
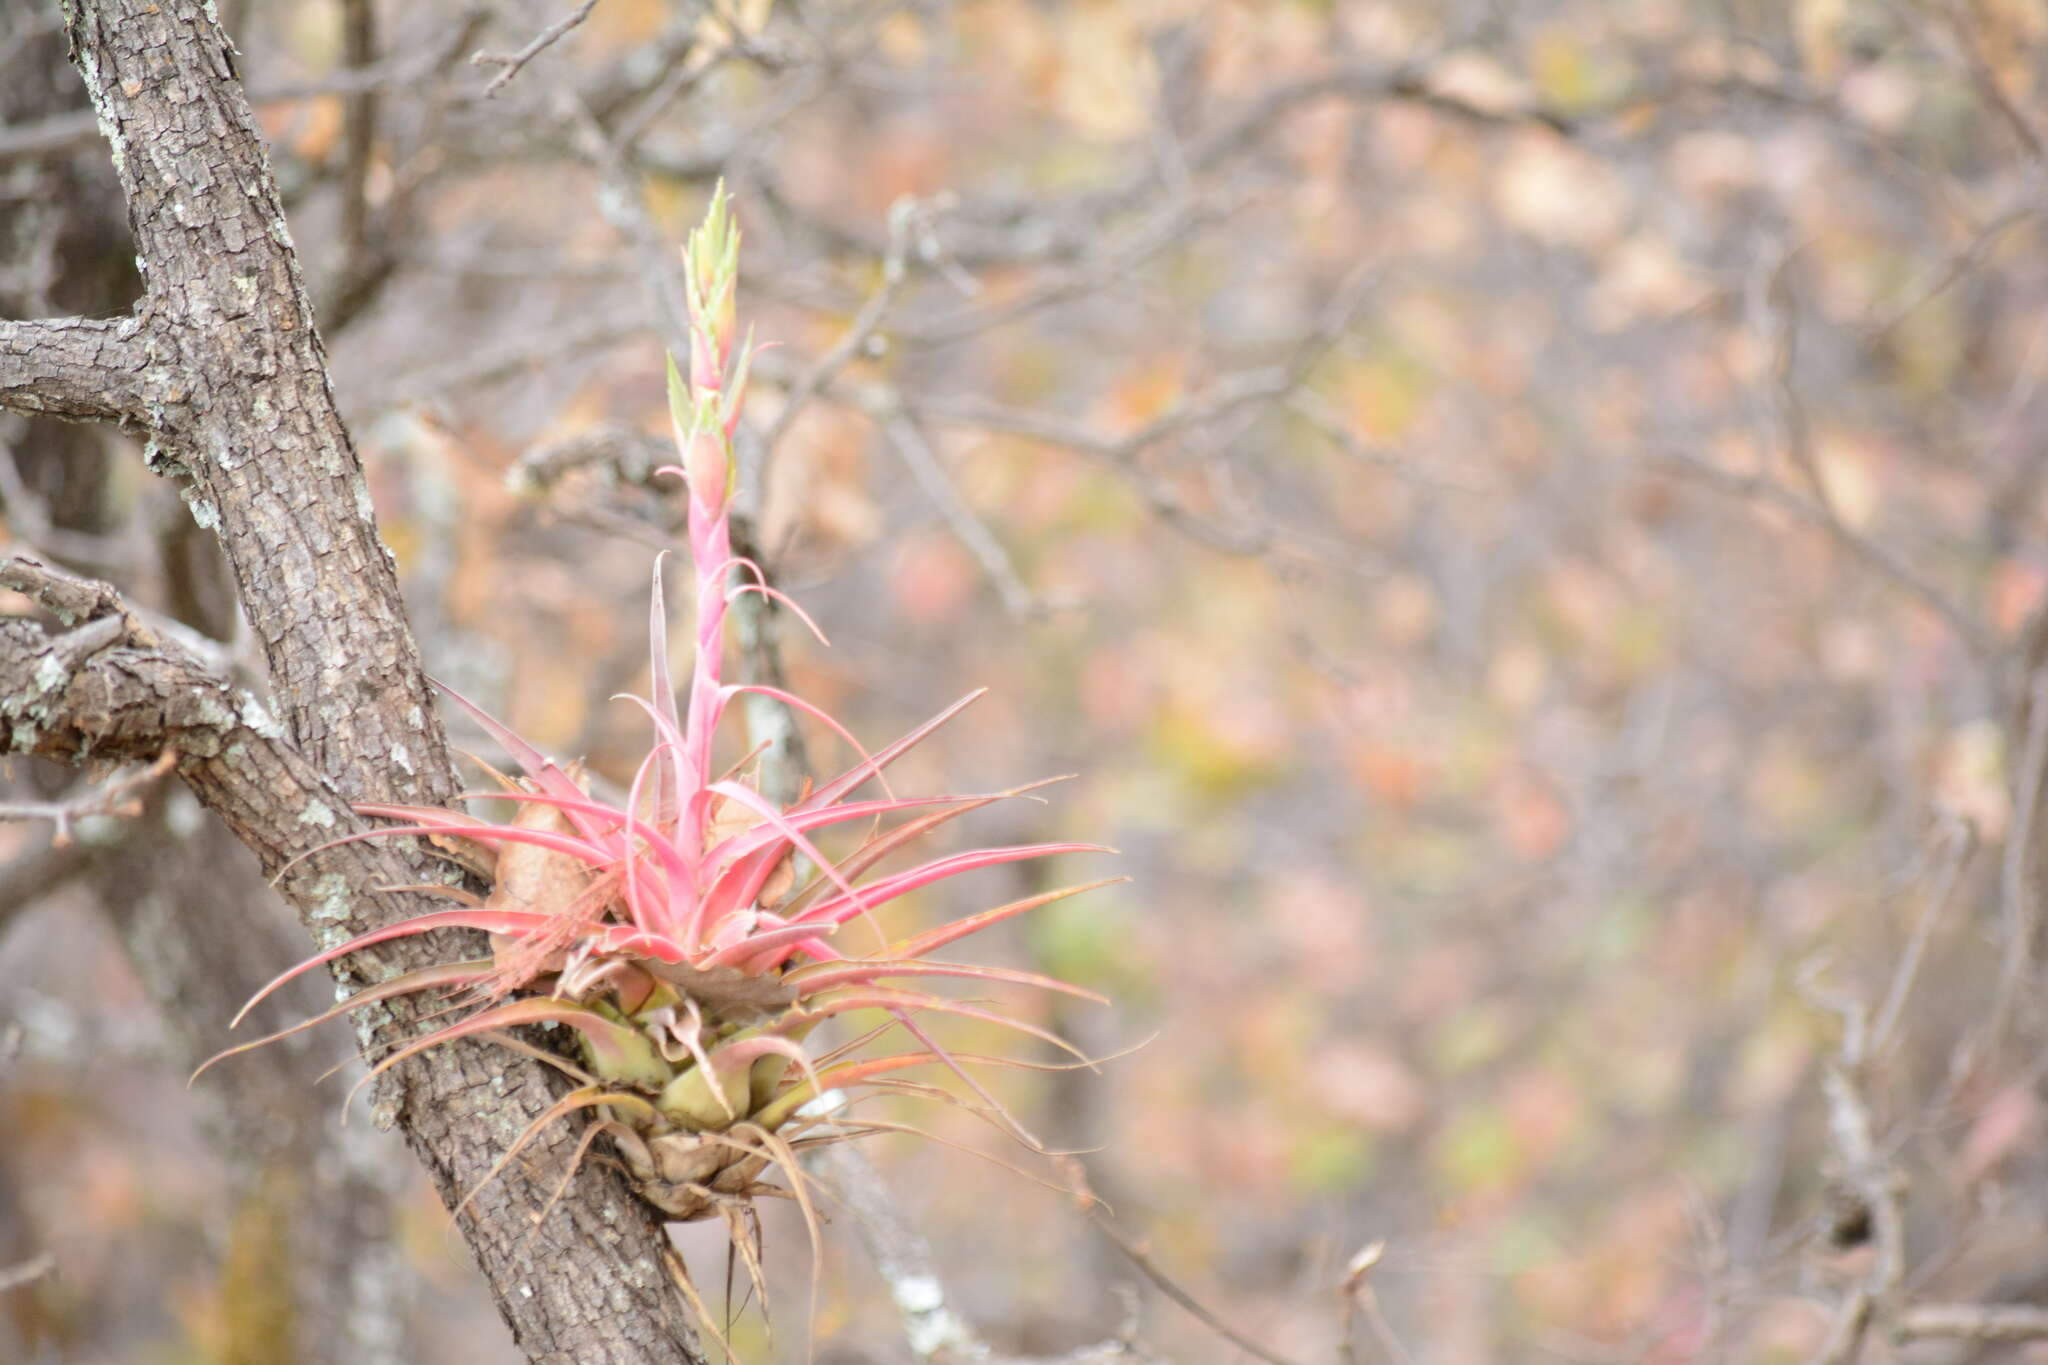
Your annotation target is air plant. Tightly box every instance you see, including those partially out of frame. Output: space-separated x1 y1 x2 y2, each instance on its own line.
200 186 1116 1234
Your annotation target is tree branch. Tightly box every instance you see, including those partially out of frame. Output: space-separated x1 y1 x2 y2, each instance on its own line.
0 1 710 1355
1898 1302 2048 1341
474 0 603 98
0 316 154 425
0 558 703 1361
0 747 174 845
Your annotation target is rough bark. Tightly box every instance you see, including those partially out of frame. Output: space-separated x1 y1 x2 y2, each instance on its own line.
1 5 406 1353
0 2 704 1358
0 314 152 422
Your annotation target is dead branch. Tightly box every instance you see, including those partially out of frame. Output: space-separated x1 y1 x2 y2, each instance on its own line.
474 0 603 99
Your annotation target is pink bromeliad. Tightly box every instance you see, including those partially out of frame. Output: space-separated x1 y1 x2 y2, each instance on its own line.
199 186 1117 1226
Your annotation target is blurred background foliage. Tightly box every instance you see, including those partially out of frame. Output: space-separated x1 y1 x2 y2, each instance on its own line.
6 0 2048 1361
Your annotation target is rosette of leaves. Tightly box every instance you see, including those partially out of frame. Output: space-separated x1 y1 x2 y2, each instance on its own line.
199 187 1116 1229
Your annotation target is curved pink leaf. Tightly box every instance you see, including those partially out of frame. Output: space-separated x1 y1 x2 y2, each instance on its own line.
194 958 494 1083
795 843 1112 926
230 909 548 1028
784 959 1106 1004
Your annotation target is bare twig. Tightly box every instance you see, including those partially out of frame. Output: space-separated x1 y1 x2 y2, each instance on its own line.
880 408 1039 618
900 195 1234 348
0 749 176 846
1863 198 2042 341
762 193 922 456
338 0 378 260
1818 1064 1905 1298
507 424 674 498
1793 944 1914 1365
1339 1242 1413 1365
0 552 133 628
1927 0 2047 163
1652 448 1992 666
373 318 644 407
1806 1286 1872 1365
474 1 602 98
918 256 1369 472
1062 1160 1304 1365
0 13 487 167
1870 818 1974 1060
807 1131 992 1361
1286 390 1480 492
0 1252 55 1293
553 89 692 359
1980 674 2048 1064
1898 1302 2048 1341
920 364 1295 466
911 361 1315 567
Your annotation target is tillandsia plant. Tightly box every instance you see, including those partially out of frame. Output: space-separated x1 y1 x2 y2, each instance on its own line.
199 186 1117 1235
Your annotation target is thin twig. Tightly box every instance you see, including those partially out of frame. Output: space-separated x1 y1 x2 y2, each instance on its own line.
1818 1065 1905 1298
374 318 644 407
1863 199 2042 341
900 195 1233 349
1285 390 1480 492
921 366 1292 466
0 12 487 166
0 1253 55 1293
1980 673 2048 1069
0 749 177 846
1870 818 1973 1060
761 193 922 457
473 0 602 98
1089 1212 1305 1365
338 0 378 260
1652 448 1992 666
806 1131 992 1361
1806 1286 1872 1365
1898 1302 2048 1341
1795 952 1910 1365
919 257 1370 470
880 408 1039 618
1339 1242 1413 1365
1063 1160 1305 1365
553 88 691 360
1929 0 2047 163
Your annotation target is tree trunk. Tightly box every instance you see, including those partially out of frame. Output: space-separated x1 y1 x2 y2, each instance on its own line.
0 3 703 1359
